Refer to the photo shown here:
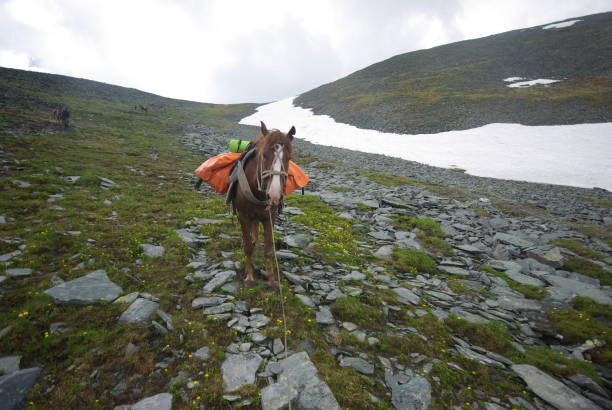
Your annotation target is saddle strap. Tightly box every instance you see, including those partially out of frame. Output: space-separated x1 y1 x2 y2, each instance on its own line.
236 160 268 206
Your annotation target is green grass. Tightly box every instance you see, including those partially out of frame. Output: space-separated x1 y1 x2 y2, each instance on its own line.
549 238 605 261
393 215 453 256
392 248 438 274
562 256 612 286
362 171 419 186
572 223 612 248
285 194 366 265
330 296 385 331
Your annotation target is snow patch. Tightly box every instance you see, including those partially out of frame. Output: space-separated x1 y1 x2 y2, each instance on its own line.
240 97 612 191
507 79 560 88
543 20 582 29
503 77 525 82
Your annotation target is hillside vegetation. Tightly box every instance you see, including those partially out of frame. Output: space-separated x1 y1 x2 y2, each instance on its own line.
295 12 612 134
1 67 611 410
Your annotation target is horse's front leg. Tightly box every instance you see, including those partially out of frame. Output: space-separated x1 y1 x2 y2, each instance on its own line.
239 215 256 283
263 216 278 288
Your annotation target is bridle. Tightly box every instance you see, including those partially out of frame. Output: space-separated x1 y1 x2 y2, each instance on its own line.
237 142 289 209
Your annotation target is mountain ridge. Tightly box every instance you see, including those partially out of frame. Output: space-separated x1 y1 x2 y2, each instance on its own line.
295 11 612 134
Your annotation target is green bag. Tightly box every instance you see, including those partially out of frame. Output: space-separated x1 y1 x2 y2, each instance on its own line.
228 139 251 153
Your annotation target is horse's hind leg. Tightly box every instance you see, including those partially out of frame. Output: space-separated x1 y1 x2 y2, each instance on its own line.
239 214 256 283
263 217 278 288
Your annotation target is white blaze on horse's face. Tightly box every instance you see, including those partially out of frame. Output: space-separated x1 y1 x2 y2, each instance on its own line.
267 143 284 206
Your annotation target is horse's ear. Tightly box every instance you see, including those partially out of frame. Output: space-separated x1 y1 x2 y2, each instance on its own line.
260 121 268 135
287 126 296 140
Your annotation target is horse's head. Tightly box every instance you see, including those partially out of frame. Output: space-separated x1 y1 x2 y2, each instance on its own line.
256 121 295 206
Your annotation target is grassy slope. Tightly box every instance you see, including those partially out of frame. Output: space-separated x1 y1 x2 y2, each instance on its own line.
295 11 612 134
0 67 610 409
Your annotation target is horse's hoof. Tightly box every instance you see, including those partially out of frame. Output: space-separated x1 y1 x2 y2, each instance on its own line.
244 280 257 289
267 282 279 291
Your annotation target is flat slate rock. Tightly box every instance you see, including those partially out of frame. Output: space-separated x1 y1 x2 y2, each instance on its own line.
0 356 21 375
118 298 159 324
140 244 165 258
505 270 546 287
494 233 534 249
544 275 612 305
261 381 298 410
392 287 420 305
497 295 542 312
221 353 263 392
512 364 601 410
438 265 470 276
278 352 340 410
114 392 173 410
391 375 432 410
203 270 236 293
316 306 334 324
339 357 375 375
44 269 122 305
0 367 42 410
6 268 33 277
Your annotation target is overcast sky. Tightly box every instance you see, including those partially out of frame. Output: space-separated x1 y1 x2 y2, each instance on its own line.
1 0 610 104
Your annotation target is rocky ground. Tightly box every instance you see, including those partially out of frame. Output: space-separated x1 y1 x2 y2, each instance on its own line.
1 117 611 409
179 125 611 408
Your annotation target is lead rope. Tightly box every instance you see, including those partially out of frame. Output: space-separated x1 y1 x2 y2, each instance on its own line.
268 208 292 410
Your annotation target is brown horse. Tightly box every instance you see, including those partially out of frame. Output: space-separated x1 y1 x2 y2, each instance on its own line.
52 107 70 127
232 121 295 288
139 105 149 113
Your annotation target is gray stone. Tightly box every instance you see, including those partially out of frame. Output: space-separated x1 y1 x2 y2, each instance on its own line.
203 270 236 293
528 247 564 268
373 245 394 260
203 302 234 315
5 268 33 277
369 230 393 240
505 270 546 287
284 272 311 287
497 296 542 311
438 265 470 276
141 244 165 258
194 346 210 360
568 374 610 399
0 367 42 410
316 306 334 324
494 233 534 249
221 353 263 392
44 269 122 305
284 234 310 248
391 375 431 410
295 294 316 308
342 322 358 332
326 288 344 302
192 296 226 309
544 275 612 305
454 244 485 254
343 271 367 281
339 357 374 375
250 314 271 328
176 228 200 248
11 179 31 188
261 382 298 410
0 250 21 262
512 364 601 410
273 338 285 355
278 352 339 410
0 356 21 375
125 343 139 356
118 298 159 324
393 287 420 305
124 392 173 410
114 291 139 305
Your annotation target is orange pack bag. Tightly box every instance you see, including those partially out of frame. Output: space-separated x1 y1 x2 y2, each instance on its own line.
195 153 309 195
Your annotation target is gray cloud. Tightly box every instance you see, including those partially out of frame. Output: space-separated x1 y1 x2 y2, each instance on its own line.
0 0 610 103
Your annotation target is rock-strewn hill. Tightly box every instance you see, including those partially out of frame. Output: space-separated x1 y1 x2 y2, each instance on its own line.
295 12 612 134
1 66 611 409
